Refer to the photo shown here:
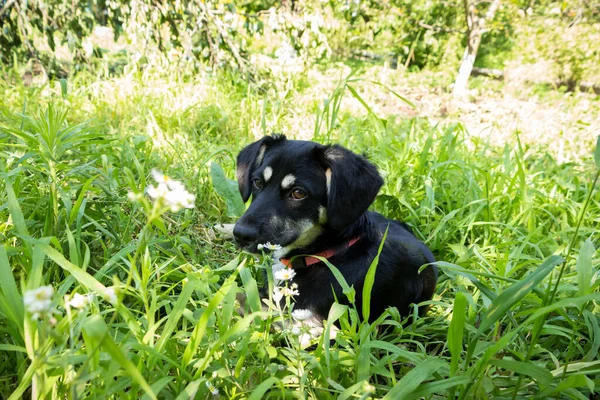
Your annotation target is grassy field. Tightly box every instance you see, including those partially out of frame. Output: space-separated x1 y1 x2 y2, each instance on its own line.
1 60 599 399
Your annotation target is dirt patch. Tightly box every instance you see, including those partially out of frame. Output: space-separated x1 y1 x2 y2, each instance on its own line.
280 63 599 163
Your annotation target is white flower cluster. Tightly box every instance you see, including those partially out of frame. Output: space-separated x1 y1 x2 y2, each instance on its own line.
23 286 54 319
271 262 301 303
130 169 195 212
257 242 282 251
265 260 316 342
66 293 94 309
24 284 119 322
273 283 299 303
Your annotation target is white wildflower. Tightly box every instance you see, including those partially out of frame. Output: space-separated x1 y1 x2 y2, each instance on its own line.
272 286 284 302
273 284 300 302
257 242 282 251
290 326 301 335
275 41 297 64
281 286 299 297
151 169 177 188
147 183 170 199
274 268 296 281
206 381 219 395
67 293 93 309
164 185 196 212
23 285 54 319
127 191 142 202
291 308 313 321
147 169 195 212
103 286 118 305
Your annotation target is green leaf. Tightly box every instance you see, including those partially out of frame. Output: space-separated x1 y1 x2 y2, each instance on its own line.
339 380 367 400
4 176 31 256
448 292 467 375
60 79 68 98
362 225 388 322
478 255 563 334
317 256 355 304
248 377 279 400
367 340 425 364
382 358 446 399
240 264 261 313
345 84 385 127
577 239 595 297
82 315 157 400
0 245 25 337
369 80 417 109
405 376 471 399
154 276 197 353
488 359 553 390
594 135 600 169
182 269 239 366
210 162 245 217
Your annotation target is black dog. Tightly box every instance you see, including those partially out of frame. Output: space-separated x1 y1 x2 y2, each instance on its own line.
233 135 437 323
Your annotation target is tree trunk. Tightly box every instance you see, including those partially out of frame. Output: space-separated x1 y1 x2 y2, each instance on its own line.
453 0 501 98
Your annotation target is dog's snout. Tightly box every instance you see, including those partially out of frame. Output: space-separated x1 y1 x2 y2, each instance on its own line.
233 223 259 247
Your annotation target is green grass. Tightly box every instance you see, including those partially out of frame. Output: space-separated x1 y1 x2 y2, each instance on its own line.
0 63 599 399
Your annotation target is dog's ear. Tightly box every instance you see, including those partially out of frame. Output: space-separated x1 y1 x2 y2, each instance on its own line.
320 145 383 231
236 135 285 202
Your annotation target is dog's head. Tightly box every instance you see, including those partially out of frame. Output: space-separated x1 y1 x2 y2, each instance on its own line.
233 135 383 256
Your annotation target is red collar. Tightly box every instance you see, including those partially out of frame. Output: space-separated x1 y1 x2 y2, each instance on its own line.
280 236 361 268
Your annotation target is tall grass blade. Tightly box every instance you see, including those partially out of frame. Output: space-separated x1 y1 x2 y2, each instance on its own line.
594 135 600 169
82 315 157 400
362 225 388 321
405 376 471 399
382 358 446 399
448 292 467 376
0 245 24 332
577 239 594 297
248 377 280 400
478 255 563 334
488 359 553 390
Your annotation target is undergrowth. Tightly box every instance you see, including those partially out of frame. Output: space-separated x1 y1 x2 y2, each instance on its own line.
0 65 599 399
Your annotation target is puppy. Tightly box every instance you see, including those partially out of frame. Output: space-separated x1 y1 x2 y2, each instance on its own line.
233 135 437 323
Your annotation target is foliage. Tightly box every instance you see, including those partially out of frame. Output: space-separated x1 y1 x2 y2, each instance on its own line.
0 0 517 75
0 64 599 398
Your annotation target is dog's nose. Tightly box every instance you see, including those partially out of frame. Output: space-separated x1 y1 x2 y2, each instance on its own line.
233 223 258 247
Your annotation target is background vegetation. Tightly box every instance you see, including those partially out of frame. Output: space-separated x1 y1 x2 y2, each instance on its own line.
1 0 599 398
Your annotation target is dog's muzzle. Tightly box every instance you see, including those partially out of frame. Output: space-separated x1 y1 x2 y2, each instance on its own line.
232 221 259 248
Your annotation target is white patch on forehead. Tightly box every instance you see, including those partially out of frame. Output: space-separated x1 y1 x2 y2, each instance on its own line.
281 174 296 189
325 168 332 195
263 166 273 182
255 145 266 166
318 206 327 224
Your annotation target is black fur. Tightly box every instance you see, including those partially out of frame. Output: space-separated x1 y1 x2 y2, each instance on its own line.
234 135 437 322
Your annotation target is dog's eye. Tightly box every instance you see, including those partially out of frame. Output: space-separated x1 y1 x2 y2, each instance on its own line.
253 179 264 190
290 188 307 200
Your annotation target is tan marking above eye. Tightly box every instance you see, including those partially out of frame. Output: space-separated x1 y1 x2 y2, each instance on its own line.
281 174 296 189
263 166 273 182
